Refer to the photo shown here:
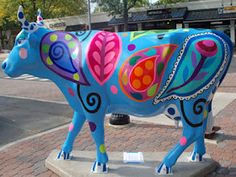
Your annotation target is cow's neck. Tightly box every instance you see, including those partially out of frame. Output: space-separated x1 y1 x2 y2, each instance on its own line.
54 76 83 111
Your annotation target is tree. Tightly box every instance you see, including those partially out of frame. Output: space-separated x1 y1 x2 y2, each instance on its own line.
0 0 87 49
0 0 87 28
98 0 149 31
157 0 187 5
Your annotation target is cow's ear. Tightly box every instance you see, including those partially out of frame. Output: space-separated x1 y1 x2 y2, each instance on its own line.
18 6 30 31
37 9 44 25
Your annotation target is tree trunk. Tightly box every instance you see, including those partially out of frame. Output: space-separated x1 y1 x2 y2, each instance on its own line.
31 0 36 11
123 0 128 32
43 0 45 7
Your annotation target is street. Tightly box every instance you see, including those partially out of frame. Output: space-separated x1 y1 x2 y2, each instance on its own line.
0 96 71 146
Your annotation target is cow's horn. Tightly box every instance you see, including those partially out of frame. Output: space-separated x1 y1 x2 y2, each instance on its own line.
37 9 44 25
17 6 30 30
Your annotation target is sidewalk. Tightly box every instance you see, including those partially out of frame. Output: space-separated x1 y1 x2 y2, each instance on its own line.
0 74 235 177
0 55 236 176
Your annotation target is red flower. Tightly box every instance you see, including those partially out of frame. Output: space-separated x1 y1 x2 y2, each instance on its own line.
196 40 217 57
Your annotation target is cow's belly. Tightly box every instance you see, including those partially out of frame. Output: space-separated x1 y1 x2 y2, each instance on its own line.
105 101 167 117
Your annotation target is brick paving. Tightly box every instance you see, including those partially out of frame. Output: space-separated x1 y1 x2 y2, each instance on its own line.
0 56 236 176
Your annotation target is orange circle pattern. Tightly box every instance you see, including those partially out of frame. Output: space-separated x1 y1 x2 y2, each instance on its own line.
134 66 143 77
143 75 152 85
132 79 141 89
130 57 156 91
145 60 153 70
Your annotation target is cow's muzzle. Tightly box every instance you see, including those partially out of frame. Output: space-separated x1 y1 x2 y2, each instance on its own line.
1 60 7 70
1 59 12 77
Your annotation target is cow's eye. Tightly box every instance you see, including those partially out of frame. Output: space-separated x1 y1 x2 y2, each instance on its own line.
17 38 26 45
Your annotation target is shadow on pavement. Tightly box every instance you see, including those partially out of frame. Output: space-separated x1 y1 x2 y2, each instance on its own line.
0 96 72 147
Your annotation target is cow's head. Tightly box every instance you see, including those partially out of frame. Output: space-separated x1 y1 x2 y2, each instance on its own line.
1 6 50 77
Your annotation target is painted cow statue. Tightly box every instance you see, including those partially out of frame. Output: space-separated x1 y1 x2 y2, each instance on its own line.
1 6 233 175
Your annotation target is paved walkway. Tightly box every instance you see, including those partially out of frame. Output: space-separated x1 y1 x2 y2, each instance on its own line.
0 96 236 177
0 53 236 176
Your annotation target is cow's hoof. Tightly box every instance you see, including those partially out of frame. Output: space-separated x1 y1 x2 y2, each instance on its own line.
156 162 172 175
91 161 108 173
188 152 203 162
57 150 71 160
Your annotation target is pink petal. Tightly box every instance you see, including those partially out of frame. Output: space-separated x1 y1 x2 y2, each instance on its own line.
95 41 102 51
104 63 113 75
105 42 115 53
93 51 101 64
106 36 115 42
105 51 115 65
98 34 104 40
94 65 100 76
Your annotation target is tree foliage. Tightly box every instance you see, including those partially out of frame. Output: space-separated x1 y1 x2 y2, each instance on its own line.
157 0 187 5
97 0 149 16
0 0 87 29
97 0 149 31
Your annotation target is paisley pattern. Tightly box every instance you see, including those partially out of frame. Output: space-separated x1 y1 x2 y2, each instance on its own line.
87 31 121 85
119 44 177 102
166 39 218 94
40 31 89 85
154 32 227 104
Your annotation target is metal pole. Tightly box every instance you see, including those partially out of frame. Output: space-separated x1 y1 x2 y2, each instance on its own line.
87 0 91 30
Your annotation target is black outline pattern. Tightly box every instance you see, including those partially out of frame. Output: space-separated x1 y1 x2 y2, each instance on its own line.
77 85 101 113
81 30 92 42
180 98 206 127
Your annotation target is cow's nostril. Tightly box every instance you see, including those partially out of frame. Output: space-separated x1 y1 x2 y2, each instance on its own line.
1 62 7 70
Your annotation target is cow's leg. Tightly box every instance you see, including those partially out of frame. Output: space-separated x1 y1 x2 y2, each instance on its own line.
57 111 86 160
189 135 205 162
189 107 209 162
157 99 206 174
189 95 214 162
205 97 215 133
88 116 108 173
157 127 200 174
77 87 108 173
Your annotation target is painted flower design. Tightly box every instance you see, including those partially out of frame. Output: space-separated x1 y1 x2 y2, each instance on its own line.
196 40 217 58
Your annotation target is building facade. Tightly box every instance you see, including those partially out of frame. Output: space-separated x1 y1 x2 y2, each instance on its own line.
44 12 113 32
109 0 236 45
44 0 236 45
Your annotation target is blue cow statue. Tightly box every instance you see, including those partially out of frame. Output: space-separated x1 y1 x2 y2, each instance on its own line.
1 6 233 175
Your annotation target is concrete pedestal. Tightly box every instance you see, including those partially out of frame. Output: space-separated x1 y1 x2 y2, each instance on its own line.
46 150 217 177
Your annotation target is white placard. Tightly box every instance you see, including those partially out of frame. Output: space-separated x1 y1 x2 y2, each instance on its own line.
123 152 144 164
